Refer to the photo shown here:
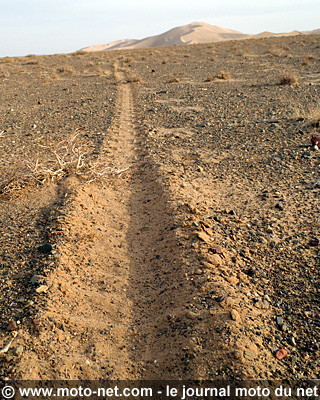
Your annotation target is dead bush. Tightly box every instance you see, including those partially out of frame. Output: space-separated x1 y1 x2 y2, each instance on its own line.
278 73 299 86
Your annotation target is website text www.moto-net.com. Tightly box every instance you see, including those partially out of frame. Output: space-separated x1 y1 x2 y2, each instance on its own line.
1 382 318 399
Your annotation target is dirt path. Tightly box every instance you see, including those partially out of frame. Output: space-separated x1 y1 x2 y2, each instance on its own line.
13 62 198 379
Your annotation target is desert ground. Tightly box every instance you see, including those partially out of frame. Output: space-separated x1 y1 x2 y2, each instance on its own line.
0 34 319 381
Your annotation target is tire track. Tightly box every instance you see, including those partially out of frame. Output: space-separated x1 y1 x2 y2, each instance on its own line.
16 62 229 380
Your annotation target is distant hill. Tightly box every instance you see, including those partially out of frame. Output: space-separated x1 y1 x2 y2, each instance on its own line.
80 21 319 52
81 22 248 52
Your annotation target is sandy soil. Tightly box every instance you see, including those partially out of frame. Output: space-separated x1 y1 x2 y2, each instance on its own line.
0 34 319 381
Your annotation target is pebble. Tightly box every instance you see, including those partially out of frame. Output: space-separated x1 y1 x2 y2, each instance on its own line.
206 254 222 266
185 310 200 320
275 348 288 360
276 316 284 328
230 309 240 322
35 285 49 293
197 231 210 242
275 202 284 211
209 245 223 254
37 243 52 254
246 267 257 277
15 345 24 355
5 321 18 332
30 274 39 285
309 238 319 247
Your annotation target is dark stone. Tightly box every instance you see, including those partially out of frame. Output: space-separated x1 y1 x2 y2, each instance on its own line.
37 243 52 254
309 238 319 247
275 202 284 211
246 267 256 277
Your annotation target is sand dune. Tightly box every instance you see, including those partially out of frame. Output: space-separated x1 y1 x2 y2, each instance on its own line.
81 22 248 52
81 21 319 52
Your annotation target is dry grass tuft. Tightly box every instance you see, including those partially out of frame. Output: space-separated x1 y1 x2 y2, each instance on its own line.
58 64 76 74
265 46 287 57
302 56 314 66
217 70 231 80
0 57 14 64
122 74 141 83
205 70 231 82
290 103 320 126
167 77 180 83
278 73 299 86
0 132 127 197
72 50 87 56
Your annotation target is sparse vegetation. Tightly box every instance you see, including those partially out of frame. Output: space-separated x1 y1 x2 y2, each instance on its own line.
205 70 231 82
217 70 231 80
0 132 127 196
58 64 76 74
278 73 299 85
302 56 313 65
167 77 180 83
290 103 320 126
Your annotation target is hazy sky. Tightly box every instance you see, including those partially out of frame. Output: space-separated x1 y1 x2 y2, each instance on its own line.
1 0 319 57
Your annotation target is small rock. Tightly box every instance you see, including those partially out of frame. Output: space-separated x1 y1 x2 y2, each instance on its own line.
303 151 312 158
197 231 210 242
209 245 223 254
35 285 49 293
15 345 24 355
255 300 270 309
311 135 320 147
313 177 320 188
234 350 243 360
6 321 18 332
289 336 296 346
275 202 284 211
206 254 222 266
276 316 284 328
185 311 200 320
230 309 240 322
246 267 256 277
244 350 256 360
37 243 52 254
274 348 288 360
30 274 39 285
309 238 319 247
215 295 225 303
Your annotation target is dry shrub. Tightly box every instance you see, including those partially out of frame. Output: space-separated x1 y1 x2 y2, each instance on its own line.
0 132 127 197
266 46 287 57
290 103 320 126
0 69 9 78
97 68 112 77
0 57 13 64
58 64 76 74
72 50 87 56
278 73 299 86
167 77 180 83
204 70 231 82
302 56 313 66
123 74 141 83
218 70 231 80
